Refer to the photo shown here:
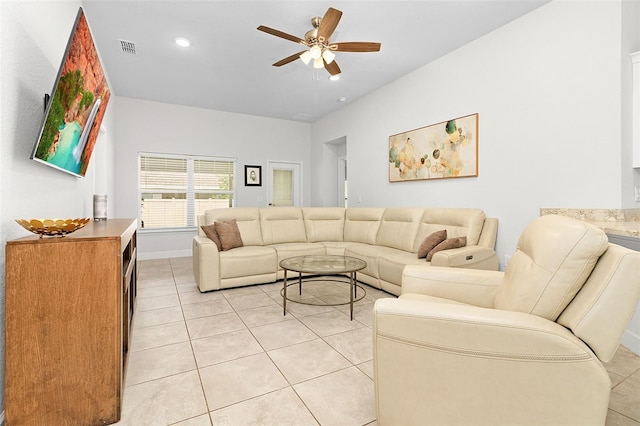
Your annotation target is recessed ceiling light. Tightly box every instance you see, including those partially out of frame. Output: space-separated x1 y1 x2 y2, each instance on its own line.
337 97 347 102
174 37 191 47
329 75 340 81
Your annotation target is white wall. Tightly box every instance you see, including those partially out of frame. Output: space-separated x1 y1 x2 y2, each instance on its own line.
0 0 115 419
113 97 311 259
312 0 626 270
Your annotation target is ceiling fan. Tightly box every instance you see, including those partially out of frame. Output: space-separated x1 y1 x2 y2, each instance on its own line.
257 7 381 76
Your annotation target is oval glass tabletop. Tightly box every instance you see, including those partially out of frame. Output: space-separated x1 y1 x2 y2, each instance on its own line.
279 255 366 274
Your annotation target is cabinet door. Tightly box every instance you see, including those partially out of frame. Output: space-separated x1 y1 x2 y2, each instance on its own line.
5 239 123 425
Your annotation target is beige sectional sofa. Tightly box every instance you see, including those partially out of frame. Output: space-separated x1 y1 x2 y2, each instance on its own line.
192 207 498 295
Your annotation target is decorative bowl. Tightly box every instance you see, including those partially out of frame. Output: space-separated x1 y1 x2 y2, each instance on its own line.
16 218 91 237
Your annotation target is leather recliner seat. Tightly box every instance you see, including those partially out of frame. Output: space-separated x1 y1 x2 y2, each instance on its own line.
373 214 640 425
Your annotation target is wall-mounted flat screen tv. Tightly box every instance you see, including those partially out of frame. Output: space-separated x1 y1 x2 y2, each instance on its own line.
30 7 110 178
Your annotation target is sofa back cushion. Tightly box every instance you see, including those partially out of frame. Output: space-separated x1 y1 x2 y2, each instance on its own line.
494 215 608 321
557 243 640 362
412 208 485 252
344 208 385 244
204 208 263 246
376 208 425 251
302 208 345 242
260 207 307 244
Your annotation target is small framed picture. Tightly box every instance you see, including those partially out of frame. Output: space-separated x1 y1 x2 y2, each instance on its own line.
245 165 262 186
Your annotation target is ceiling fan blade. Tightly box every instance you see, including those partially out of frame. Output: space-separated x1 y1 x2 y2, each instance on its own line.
317 7 342 42
257 25 306 45
325 60 341 76
273 51 307 67
331 42 381 52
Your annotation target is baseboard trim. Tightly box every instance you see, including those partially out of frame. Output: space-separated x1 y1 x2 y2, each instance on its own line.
622 329 640 356
138 249 192 260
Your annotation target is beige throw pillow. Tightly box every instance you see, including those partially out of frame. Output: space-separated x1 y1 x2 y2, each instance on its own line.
417 229 447 258
214 219 244 251
426 236 467 261
201 224 222 251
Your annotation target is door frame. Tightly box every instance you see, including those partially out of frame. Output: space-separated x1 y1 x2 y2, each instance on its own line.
267 160 302 207
337 156 347 207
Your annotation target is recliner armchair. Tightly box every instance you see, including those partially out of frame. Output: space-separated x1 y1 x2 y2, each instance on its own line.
373 214 640 426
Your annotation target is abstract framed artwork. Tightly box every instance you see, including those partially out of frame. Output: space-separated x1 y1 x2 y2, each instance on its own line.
389 113 478 182
245 165 262 186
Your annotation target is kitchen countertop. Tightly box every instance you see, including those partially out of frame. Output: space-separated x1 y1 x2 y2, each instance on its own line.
540 208 640 238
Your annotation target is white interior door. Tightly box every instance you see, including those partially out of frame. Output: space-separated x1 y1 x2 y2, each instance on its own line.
268 161 302 207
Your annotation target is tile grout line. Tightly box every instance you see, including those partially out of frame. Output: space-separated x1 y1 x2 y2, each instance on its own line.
170 258 214 424
142 259 640 426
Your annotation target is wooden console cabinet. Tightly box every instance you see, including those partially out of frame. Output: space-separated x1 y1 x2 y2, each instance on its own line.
5 219 137 425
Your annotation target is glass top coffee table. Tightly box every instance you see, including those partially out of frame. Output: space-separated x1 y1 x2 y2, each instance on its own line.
280 255 367 320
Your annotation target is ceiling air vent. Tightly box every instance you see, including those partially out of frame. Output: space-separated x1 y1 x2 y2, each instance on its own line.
118 39 136 55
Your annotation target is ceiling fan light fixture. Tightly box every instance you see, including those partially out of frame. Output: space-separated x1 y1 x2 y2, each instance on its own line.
258 7 381 76
300 51 312 65
309 45 322 59
174 37 191 47
322 49 335 64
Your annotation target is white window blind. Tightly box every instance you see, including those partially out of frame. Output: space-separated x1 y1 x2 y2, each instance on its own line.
139 153 235 229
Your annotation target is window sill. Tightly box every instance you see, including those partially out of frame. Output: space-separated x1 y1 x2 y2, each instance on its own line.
138 226 198 235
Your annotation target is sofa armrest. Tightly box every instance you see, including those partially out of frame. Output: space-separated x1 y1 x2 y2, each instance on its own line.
373 298 611 426
374 298 595 354
402 265 503 307
430 245 498 270
192 236 221 292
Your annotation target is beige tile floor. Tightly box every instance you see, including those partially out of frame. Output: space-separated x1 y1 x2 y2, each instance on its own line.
115 257 640 426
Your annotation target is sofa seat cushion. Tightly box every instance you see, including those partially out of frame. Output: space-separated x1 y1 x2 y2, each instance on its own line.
271 243 327 267
345 244 405 279
379 252 429 288
219 246 277 279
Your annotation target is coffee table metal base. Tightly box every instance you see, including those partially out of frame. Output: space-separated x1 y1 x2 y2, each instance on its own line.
282 272 364 320
280 255 367 321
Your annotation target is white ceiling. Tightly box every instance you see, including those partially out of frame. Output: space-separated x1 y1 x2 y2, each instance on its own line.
82 1 548 123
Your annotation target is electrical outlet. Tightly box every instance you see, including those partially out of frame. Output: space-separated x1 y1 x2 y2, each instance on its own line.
636 187 640 202
504 254 512 267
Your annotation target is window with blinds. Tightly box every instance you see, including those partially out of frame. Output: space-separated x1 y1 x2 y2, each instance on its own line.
139 153 235 229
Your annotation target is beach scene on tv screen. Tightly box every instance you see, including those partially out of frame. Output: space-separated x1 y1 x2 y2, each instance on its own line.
33 9 110 177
